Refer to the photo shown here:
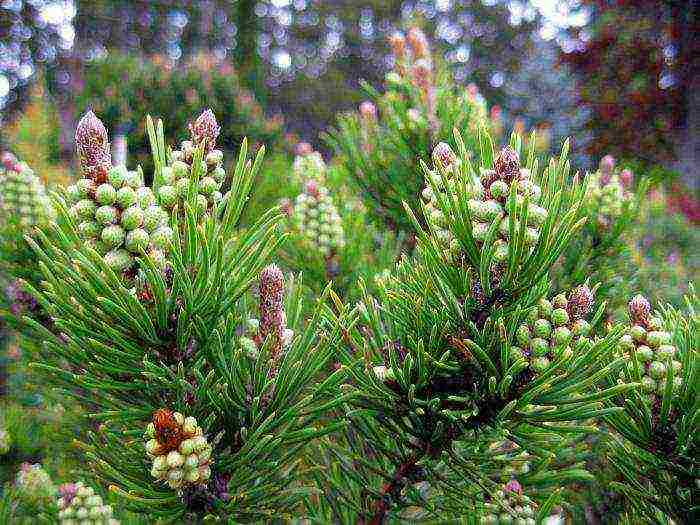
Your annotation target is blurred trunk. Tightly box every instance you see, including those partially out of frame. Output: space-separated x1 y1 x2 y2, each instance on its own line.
671 0 699 193
233 0 264 102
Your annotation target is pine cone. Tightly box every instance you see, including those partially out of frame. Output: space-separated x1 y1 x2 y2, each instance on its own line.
584 158 633 229
292 149 327 185
65 163 170 273
619 297 682 402
481 480 537 524
144 410 213 490
15 463 55 505
160 110 226 215
423 145 545 263
289 181 345 257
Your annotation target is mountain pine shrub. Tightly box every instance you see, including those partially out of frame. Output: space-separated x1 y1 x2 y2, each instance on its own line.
18 110 346 522
312 130 696 523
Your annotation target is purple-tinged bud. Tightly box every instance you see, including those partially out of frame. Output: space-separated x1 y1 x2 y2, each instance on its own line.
295 142 313 156
279 198 293 218
599 154 615 178
567 285 594 321
359 101 377 120
304 180 320 198
1 151 19 171
75 111 111 181
504 479 522 495
57 482 78 505
620 168 634 188
493 146 521 184
432 142 456 172
259 264 286 357
188 109 220 152
628 295 651 327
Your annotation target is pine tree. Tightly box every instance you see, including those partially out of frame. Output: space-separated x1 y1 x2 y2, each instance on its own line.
312 133 645 523
20 110 347 521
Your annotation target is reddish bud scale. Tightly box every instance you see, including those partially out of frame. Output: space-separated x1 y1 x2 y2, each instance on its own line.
259 264 286 357
628 294 652 328
567 285 594 321
493 146 521 184
189 109 220 152
152 409 184 453
75 111 112 180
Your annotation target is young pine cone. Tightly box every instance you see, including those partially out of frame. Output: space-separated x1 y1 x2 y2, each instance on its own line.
481 480 537 525
161 109 225 214
511 285 595 374
14 463 55 506
585 158 634 230
288 180 345 257
292 148 327 185
618 295 682 401
56 481 119 524
65 164 171 272
423 144 547 262
0 159 55 227
144 409 213 490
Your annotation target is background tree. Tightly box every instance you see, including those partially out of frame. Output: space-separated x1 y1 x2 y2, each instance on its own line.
560 0 700 189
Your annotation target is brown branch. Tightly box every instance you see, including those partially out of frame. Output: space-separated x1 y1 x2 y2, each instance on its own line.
367 451 423 525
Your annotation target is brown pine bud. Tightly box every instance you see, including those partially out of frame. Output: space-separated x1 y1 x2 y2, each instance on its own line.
188 109 220 152
152 409 183 453
628 294 651 327
567 285 594 321
493 146 521 184
259 264 286 357
75 111 111 180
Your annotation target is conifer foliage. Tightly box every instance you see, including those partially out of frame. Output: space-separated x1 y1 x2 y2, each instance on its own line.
606 291 698 523
314 133 645 523
20 110 347 521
